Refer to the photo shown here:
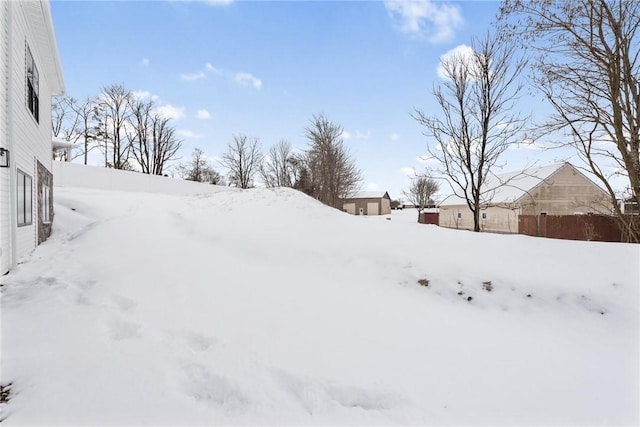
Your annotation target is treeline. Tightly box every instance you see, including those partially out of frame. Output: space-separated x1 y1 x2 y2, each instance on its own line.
183 114 362 209
53 84 181 176
53 88 362 209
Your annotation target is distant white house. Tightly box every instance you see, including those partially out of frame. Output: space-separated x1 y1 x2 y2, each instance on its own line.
342 191 391 215
0 0 65 274
438 163 611 233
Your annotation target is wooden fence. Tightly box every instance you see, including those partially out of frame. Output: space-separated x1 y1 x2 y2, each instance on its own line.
419 212 440 225
518 214 636 242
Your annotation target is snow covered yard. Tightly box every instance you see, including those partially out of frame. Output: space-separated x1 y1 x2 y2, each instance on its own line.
1 186 638 425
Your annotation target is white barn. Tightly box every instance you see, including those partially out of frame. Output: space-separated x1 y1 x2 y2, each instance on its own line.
0 1 65 275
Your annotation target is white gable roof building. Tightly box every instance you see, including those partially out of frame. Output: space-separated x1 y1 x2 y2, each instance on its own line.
438 163 611 233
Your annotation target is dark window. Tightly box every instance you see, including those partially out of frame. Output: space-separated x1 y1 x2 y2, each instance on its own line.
481 212 487 220
26 45 39 122
17 169 33 226
457 212 462 219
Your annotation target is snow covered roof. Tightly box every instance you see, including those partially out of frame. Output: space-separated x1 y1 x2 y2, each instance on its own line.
344 191 390 200
52 137 77 149
439 163 571 207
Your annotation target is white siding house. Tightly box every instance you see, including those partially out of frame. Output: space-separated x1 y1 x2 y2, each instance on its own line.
1 0 65 275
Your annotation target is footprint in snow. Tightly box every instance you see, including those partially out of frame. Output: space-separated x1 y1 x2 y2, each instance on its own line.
180 363 248 411
110 294 137 313
108 318 142 341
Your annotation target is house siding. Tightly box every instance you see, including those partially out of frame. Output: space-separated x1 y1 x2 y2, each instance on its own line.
0 0 10 274
440 204 521 233
518 165 610 215
1 1 59 274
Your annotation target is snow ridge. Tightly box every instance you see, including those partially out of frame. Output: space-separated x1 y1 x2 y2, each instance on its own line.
1 187 638 425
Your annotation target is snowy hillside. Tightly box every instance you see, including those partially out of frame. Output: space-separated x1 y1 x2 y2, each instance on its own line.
1 187 638 425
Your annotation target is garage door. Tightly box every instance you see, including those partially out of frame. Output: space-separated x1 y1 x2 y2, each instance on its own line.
367 202 379 215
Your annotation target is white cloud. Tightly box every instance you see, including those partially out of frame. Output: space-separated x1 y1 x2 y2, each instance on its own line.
384 0 463 43
196 109 212 120
437 44 475 79
176 129 201 139
234 72 262 89
156 104 186 120
401 167 416 176
132 91 160 102
141 58 150 67
355 130 372 139
366 183 380 191
204 64 261 89
390 133 400 141
204 0 233 5
181 71 206 81
205 63 221 74
132 90 151 100
342 130 353 140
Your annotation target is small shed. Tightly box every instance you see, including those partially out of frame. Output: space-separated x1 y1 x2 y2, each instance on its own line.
342 191 391 216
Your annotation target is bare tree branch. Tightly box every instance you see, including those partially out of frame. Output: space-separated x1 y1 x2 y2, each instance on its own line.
220 135 263 189
179 148 224 185
260 140 299 188
500 0 640 242
414 31 528 231
403 174 440 221
304 114 362 208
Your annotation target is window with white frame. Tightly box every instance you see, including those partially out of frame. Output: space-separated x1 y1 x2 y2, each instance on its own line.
42 184 51 223
26 45 39 122
17 169 33 226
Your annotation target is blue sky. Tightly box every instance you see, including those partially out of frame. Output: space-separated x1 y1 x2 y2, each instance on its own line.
50 0 564 200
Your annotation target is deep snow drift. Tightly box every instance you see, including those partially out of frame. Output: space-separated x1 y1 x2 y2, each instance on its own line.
1 186 638 425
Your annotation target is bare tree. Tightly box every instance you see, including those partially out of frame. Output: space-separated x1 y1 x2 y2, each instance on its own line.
72 97 100 165
149 114 182 176
52 96 99 163
292 159 315 196
179 148 224 185
128 98 182 175
220 135 263 189
260 140 299 188
414 32 527 232
127 98 153 172
95 84 133 169
304 114 362 208
403 175 440 221
52 96 78 141
499 0 640 242
52 96 79 161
